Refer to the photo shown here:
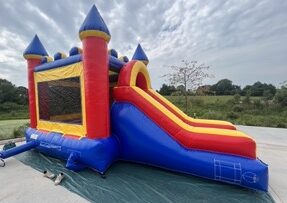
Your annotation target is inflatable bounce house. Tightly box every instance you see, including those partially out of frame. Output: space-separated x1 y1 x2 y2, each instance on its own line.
0 5 268 191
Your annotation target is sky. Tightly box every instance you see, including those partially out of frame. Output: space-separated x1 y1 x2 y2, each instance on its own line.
0 0 286 90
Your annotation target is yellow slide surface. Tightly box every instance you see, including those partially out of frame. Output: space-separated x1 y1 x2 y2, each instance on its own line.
147 89 236 130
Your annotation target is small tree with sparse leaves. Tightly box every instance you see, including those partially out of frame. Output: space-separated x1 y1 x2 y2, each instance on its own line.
163 60 212 112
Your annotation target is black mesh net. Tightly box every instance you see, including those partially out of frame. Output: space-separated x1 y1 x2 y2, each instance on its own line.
37 77 82 125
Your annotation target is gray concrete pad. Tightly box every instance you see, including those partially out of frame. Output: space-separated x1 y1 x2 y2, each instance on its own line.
238 126 287 203
0 157 88 203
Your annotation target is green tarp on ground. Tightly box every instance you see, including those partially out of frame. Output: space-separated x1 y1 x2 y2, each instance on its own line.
15 151 274 203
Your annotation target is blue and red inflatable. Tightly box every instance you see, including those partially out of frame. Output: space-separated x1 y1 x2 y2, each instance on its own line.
0 5 268 191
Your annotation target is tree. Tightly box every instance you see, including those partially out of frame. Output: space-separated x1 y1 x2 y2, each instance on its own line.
275 85 287 107
163 60 211 112
158 84 176 95
263 89 274 101
210 79 241 95
16 86 28 105
0 79 17 103
242 82 276 97
243 90 251 104
196 85 213 95
0 78 28 105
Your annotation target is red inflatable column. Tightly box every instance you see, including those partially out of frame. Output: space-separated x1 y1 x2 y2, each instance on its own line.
23 35 48 128
82 37 110 139
26 58 41 128
79 5 111 139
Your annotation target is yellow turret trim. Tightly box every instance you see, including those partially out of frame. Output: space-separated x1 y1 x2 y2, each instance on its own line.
79 30 111 42
23 54 43 60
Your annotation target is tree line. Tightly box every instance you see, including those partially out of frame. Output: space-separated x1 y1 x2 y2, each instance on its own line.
158 79 287 106
0 79 28 112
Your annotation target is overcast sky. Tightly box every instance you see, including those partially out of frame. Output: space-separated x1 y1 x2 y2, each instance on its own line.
0 0 286 89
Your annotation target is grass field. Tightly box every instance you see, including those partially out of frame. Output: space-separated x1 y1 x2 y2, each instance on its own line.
167 95 261 104
166 95 287 128
0 111 28 121
0 119 29 140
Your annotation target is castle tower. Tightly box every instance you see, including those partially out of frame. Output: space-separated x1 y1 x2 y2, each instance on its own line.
79 5 111 139
132 44 149 65
23 35 48 128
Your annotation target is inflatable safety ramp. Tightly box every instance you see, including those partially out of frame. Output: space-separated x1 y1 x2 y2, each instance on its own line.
112 61 268 191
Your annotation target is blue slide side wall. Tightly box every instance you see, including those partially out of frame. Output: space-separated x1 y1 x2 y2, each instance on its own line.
111 102 268 191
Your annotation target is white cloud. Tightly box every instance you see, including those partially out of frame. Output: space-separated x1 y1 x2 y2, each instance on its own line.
0 0 286 89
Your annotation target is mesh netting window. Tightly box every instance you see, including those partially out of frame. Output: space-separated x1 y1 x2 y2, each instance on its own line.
37 77 82 125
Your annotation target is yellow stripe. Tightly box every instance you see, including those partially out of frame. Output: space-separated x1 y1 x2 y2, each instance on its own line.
34 62 87 137
132 87 252 139
149 89 234 126
50 113 81 121
130 61 151 88
35 62 83 82
24 54 42 59
79 30 110 42
37 121 86 136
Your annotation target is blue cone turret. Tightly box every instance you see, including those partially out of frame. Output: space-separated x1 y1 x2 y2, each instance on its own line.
132 44 149 65
23 35 48 59
79 5 111 42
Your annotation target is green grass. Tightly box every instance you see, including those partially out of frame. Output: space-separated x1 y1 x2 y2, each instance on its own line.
0 119 29 140
0 111 28 120
165 95 287 128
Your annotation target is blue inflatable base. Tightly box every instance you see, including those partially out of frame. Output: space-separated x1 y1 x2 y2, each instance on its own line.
25 128 119 173
20 102 268 192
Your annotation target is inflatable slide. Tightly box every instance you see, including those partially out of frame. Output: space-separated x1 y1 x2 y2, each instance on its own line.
0 5 268 192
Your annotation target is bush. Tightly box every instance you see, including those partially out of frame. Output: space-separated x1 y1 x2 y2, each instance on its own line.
263 89 274 101
10 111 17 117
170 91 183 96
0 102 23 112
232 105 244 112
201 111 226 120
227 111 240 119
243 92 251 104
191 98 204 106
277 123 286 128
275 87 287 106
253 99 264 109
13 123 29 138
233 94 241 103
